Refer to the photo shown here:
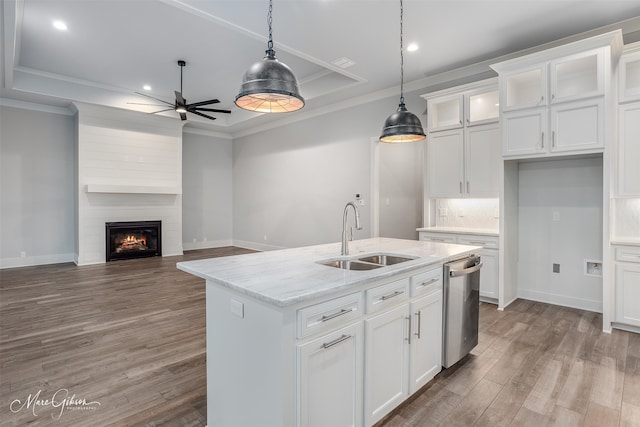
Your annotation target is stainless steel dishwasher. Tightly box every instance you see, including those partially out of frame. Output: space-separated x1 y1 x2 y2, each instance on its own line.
443 255 482 368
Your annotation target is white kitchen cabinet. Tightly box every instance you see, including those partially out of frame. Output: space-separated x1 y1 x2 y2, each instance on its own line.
426 129 464 198
619 43 640 103
424 79 500 198
364 303 410 426
617 102 640 196
492 32 621 159
420 231 498 302
614 245 640 329
364 270 443 426
298 322 364 427
409 289 442 393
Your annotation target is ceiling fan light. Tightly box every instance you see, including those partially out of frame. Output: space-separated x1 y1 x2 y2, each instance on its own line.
235 50 305 113
175 106 187 113
379 103 426 143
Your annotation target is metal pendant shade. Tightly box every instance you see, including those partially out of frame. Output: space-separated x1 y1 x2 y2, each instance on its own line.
235 0 304 113
380 103 425 143
380 0 425 143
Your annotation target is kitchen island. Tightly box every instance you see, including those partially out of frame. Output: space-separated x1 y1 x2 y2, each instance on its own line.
177 237 480 427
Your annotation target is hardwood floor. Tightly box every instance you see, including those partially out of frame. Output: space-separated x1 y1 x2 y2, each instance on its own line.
1 251 639 426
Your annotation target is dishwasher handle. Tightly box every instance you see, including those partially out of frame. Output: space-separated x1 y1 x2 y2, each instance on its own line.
449 261 483 277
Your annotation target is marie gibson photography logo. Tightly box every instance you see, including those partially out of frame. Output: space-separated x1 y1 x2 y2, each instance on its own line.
10 388 101 420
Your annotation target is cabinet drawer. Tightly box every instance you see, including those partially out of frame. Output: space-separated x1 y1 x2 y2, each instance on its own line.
411 268 442 297
366 278 409 314
615 246 640 263
457 235 499 249
297 292 363 339
419 233 457 244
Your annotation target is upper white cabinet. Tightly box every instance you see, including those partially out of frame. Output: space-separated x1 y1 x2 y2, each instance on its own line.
426 80 499 132
492 31 622 159
616 43 640 197
619 43 640 103
423 79 500 198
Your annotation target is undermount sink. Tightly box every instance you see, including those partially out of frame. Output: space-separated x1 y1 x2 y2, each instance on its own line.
317 253 417 271
356 254 415 266
318 259 383 271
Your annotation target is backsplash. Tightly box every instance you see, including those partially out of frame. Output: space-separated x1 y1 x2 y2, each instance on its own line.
435 198 500 230
613 198 640 240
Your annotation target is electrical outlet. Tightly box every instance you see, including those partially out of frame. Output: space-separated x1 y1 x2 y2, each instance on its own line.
439 208 448 217
553 211 560 221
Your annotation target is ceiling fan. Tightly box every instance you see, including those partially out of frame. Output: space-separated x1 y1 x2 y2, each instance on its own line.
129 60 231 121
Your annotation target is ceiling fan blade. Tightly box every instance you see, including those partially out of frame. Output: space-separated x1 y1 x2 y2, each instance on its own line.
149 108 175 114
187 99 220 108
190 110 217 121
175 91 186 105
193 107 232 114
134 91 174 106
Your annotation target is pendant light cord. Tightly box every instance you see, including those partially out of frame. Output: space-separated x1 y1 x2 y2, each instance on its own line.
399 0 405 105
267 0 274 52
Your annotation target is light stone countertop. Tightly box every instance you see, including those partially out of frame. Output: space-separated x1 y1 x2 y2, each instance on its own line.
416 226 499 237
177 237 480 307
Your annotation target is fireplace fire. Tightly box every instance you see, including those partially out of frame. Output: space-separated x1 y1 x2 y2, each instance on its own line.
105 221 161 261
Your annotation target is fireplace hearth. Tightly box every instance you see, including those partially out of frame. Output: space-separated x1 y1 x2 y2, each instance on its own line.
106 221 161 261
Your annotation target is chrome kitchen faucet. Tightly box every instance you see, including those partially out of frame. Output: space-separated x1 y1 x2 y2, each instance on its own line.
341 201 362 256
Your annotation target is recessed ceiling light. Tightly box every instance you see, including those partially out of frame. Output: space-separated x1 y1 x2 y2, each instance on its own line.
143 85 152 91
53 20 68 31
407 43 419 52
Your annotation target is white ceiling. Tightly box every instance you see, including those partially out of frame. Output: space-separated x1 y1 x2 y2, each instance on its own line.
2 0 640 136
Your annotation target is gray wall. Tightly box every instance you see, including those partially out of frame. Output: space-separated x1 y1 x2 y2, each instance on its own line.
182 131 234 249
0 105 75 267
232 93 425 250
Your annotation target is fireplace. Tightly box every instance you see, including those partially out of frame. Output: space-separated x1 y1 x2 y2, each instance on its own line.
105 221 161 261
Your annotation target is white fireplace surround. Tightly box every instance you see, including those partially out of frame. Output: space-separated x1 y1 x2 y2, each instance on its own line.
74 103 184 265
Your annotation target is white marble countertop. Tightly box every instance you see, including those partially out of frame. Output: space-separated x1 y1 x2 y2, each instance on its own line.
176 237 480 307
416 226 499 237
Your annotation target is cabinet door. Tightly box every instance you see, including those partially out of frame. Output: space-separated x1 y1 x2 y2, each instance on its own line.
620 51 640 102
427 129 464 197
409 291 442 393
502 108 547 157
364 304 409 426
428 94 464 132
478 249 498 301
298 322 364 427
466 88 499 126
618 103 640 196
550 97 604 153
501 65 547 111
550 48 604 104
465 123 500 197
615 263 640 327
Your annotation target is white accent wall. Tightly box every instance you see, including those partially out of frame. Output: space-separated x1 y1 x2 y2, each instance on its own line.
74 103 184 265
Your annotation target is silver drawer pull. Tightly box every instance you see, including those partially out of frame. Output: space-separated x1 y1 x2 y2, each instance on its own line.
467 241 488 245
321 308 353 322
381 290 404 301
430 238 445 242
414 311 422 339
322 334 352 349
418 277 439 288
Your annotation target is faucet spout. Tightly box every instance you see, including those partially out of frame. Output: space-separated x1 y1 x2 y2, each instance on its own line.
341 201 362 256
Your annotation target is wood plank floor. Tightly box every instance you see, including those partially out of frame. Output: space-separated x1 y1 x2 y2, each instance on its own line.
1 249 639 426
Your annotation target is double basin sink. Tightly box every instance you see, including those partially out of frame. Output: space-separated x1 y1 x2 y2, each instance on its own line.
318 253 417 271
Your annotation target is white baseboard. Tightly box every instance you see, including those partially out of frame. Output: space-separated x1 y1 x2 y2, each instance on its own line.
182 239 233 251
231 239 285 252
0 253 75 269
517 288 602 313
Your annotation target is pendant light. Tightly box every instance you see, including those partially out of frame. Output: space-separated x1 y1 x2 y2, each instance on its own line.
379 0 425 143
235 0 305 113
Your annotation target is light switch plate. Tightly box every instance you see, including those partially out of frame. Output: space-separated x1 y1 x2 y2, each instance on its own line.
230 299 244 318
